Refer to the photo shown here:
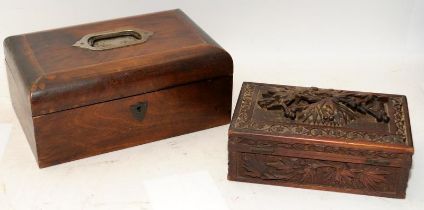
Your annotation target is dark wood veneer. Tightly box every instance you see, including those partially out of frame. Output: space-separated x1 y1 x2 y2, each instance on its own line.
5 9 233 167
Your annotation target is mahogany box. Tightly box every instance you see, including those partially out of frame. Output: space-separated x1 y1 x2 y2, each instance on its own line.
228 82 413 198
4 9 233 168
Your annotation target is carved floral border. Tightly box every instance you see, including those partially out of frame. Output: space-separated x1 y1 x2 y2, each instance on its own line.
233 83 409 145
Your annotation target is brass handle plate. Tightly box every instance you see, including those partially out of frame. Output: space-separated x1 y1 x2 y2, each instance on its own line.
73 28 153 51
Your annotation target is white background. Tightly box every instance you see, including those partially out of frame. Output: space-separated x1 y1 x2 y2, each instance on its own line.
0 0 423 209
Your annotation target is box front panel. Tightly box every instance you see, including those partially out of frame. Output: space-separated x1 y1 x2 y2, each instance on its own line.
33 76 232 168
229 151 406 198
228 136 411 198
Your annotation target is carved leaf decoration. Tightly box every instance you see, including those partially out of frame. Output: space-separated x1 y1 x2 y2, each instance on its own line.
334 168 355 184
242 156 267 178
242 155 283 180
298 98 358 127
266 160 293 172
257 87 390 127
300 166 316 183
261 91 276 98
240 153 392 192
266 173 294 180
264 160 300 180
358 168 389 190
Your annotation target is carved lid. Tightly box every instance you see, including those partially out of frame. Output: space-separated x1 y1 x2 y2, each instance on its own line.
229 82 413 154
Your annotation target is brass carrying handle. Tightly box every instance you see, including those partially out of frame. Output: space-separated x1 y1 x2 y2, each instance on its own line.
73 28 153 51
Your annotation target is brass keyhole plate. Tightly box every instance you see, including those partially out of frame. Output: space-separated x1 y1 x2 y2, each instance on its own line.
130 101 148 121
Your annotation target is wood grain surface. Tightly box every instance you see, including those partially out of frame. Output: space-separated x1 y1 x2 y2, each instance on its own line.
4 9 233 167
228 82 413 198
34 77 232 168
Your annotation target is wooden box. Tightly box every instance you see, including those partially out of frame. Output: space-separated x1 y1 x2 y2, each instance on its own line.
4 9 233 168
228 82 413 198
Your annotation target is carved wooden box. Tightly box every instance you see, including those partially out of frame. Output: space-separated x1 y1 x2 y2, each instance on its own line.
228 82 413 198
4 9 233 168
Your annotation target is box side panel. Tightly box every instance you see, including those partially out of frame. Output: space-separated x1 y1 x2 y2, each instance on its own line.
396 166 411 198
228 136 411 198
6 63 37 161
401 96 414 148
33 76 232 168
3 35 42 90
